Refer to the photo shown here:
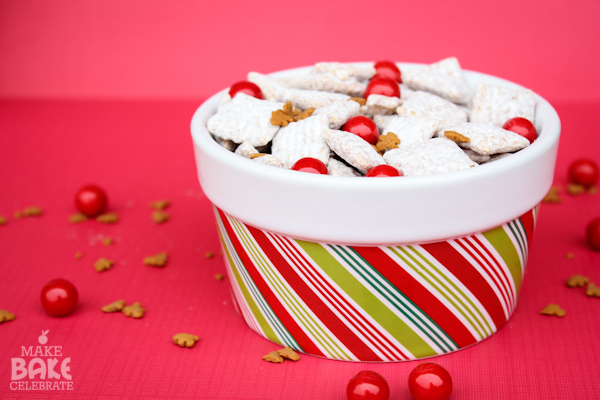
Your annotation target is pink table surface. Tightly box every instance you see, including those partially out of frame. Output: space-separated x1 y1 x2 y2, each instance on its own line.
0 99 599 399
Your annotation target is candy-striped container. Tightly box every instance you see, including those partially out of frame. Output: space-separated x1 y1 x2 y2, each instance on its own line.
215 206 538 361
191 63 561 361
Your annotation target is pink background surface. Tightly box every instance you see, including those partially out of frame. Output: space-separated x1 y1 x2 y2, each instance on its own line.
1 0 600 102
1 1 600 399
0 100 599 399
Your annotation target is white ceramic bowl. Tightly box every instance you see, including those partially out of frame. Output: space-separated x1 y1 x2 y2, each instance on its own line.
191 63 560 246
191 63 560 362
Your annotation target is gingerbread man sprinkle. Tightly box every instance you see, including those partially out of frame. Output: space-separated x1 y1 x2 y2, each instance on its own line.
540 304 566 317
444 130 470 143
277 347 301 361
123 302 145 319
101 300 126 313
69 213 88 224
567 183 585 196
94 258 114 272
97 212 119 224
271 101 314 127
586 283 600 298
152 210 170 224
143 252 168 267
0 310 16 324
375 132 400 154
566 274 589 288
173 333 199 348
149 199 170 210
542 185 562 204
262 351 284 363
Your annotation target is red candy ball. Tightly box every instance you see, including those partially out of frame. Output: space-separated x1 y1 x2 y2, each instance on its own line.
408 363 453 400
568 158 599 187
502 117 538 143
41 279 78 317
347 370 389 400
291 157 328 175
587 217 600 251
342 116 380 145
374 60 402 83
75 184 108 217
229 81 263 99
364 76 400 99
366 165 401 177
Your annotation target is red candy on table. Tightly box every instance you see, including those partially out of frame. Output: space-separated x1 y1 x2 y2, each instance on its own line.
229 81 263 100
342 116 380 145
587 217 600 251
40 279 79 317
408 362 453 400
568 158 599 187
366 165 401 177
75 184 108 217
291 157 328 175
347 370 389 400
374 60 402 83
364 76 400 99
502 117 538 143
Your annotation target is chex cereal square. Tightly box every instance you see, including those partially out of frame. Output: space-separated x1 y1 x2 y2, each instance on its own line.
470 83 536 126
277 74 367 97
402 57 471 105
359 94 403 118
382 116 440 146
323 129 385 174
328 158 362 177
397 91 467 129
312 62 376 82
271 117 331 169
207 93 284 146
462 148 491 163
440 122 530 155
383 138 477 176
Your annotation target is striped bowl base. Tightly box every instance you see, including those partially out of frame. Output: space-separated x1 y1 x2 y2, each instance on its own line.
214 205 539 362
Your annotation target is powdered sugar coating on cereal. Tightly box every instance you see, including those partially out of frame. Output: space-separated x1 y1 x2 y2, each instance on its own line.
402 57 471 105
470 83 536 127
207 93 284 146
328 158 362 177
277 74 366 97
323 129 385 174
440 122 530 155
272 117 331 169
252 154 283 168
462 148 491 163
397 91 468 129
248 72 350 109
482 152 513 164
384 138 477 176
234 141 259 158
283 88 350 110
312 100 361 129
373 114 396 131
312 62 376 82
247 72 287 102
382 116 440 146
359 94 403 118
213 136 238 152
